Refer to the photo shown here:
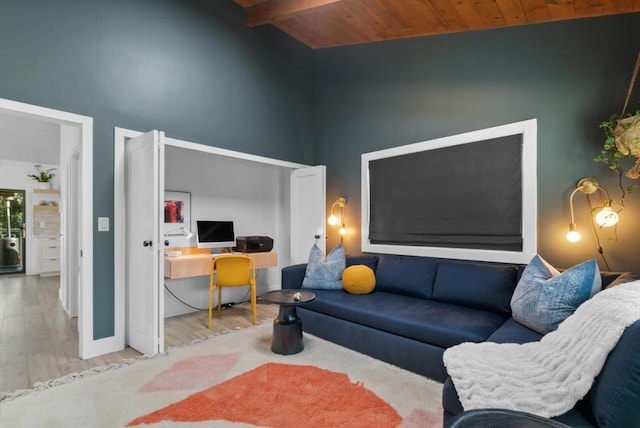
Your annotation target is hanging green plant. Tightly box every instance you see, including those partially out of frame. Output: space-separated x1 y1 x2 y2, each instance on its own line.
597 109 640 177
595 52 640 202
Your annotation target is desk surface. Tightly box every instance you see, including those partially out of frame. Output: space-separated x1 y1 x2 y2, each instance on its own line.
164 250 278 279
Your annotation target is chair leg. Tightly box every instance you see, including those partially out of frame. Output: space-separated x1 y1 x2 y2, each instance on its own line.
208 285 214 329
217 287 222 318
251 283 257 325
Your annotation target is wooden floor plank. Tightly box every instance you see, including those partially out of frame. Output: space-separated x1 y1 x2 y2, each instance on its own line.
0 274 279 394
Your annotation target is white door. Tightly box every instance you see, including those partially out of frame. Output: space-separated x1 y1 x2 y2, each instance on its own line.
59 147 80 317
125 130 165 355
59 161 69 312
68 149 81 316
290 165 326 264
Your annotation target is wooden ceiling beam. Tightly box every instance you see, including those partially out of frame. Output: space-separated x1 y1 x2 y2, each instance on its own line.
234 0 639 48
246 0 344 27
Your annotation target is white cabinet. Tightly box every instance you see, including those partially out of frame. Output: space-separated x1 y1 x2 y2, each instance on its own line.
33 189 60 236
32 189 60 276
34 237 60 276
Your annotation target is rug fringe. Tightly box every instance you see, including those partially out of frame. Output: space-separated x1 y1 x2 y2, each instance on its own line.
0 319 272 404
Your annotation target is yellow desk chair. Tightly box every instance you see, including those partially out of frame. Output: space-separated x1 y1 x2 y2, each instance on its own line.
208 254 257 329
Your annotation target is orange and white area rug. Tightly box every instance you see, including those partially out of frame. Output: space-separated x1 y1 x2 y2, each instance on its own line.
0 324 444 427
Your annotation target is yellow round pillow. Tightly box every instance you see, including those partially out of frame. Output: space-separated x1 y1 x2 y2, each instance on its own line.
342 265 376 295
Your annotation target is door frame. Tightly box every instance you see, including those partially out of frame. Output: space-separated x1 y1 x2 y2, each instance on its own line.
113 127 308 350
0 97 95 359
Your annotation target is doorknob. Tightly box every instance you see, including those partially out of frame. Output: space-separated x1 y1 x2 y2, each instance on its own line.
143 240 152 247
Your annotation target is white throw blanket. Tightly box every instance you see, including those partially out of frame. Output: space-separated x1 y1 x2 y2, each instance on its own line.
443 280 640 418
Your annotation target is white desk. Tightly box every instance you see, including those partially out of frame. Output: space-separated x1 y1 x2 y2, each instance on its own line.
164 250 278 279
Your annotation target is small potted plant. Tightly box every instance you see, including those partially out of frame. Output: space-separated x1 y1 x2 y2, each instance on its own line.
28 164 56 189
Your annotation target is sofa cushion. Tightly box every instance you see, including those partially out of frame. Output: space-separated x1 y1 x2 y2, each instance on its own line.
605 272 640 289
374 254 437 299
589 319 640 427
346 254 379 271
342 265 376 295
302 244 346 290
432 260 518 316
485 318 543 344
301 290 506 349
510 255 601 334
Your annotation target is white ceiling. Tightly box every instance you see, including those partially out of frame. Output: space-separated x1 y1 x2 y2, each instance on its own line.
0 111 60 165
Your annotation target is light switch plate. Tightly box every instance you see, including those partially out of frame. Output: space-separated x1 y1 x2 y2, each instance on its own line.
98 217 110 232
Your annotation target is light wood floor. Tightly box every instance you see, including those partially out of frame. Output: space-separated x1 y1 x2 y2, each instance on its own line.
0 274 278 394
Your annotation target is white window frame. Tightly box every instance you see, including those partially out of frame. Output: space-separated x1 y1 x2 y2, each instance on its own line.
361 119 537 264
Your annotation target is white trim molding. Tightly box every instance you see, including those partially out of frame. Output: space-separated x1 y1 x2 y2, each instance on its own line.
361 119 537 264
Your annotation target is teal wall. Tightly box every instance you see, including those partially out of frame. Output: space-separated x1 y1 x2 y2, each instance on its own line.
1 0 639 341
313 14 640 274
0 0 314 338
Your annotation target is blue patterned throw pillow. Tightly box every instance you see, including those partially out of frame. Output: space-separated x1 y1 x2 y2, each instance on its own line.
302 244 346 290
510 255 601 334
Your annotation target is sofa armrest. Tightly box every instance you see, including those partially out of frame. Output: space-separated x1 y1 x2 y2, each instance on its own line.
442 376 464 424
282 263 307 289
589 318 640 427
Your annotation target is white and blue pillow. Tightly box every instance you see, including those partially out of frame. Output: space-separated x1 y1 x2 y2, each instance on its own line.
510 255 601 334
302 244 346 290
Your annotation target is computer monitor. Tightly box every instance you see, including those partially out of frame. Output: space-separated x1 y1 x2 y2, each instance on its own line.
196 220 235 249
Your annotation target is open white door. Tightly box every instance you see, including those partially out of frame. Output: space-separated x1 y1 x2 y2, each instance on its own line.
66 149 81 317
70 150 81 317
59 126 82 318
290 165 326 265
125 130 165 355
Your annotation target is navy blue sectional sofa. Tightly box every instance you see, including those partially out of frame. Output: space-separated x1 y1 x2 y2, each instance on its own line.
281 253 640 428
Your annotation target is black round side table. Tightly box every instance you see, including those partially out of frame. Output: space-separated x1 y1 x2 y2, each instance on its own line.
259 289 315 355
446 409 571 428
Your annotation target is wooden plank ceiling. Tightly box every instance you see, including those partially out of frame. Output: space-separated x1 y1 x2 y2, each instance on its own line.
233 0 639 48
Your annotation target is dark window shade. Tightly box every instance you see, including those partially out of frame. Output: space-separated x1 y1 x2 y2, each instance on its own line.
369 134 523 251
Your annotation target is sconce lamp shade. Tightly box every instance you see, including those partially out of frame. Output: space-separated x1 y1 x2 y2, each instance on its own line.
327 214 339 226
566 223 581 242
566 177 618 243
594 206 619 227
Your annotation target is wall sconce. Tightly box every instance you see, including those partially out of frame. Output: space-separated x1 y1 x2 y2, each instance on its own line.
165 226 193 239
566 177 619 243
328 197 347 237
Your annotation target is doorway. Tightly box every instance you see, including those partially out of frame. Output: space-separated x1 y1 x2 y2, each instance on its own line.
114 128 325 356
0 189 25 274
0 97 95 359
